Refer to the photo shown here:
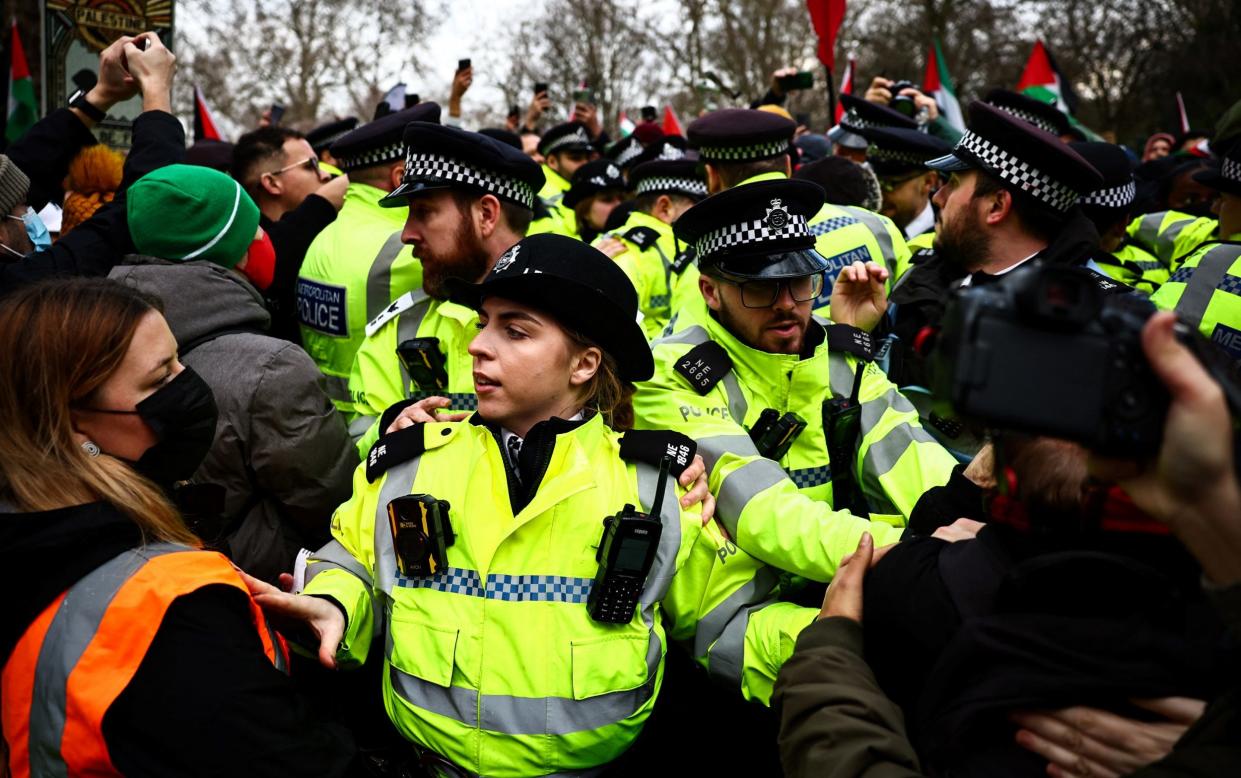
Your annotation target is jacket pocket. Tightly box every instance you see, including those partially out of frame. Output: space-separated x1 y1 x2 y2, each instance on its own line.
389 613 458 687
570 634 650 700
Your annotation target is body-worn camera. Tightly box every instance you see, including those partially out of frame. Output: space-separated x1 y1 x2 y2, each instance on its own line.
930 262 1241 456
749 409 806 461
397 337 449 393
387 494 454 577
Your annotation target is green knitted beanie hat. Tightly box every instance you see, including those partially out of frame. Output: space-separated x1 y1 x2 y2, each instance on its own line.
127 164 260 268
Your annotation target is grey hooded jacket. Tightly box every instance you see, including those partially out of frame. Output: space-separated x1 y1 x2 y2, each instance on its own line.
110 257 357 581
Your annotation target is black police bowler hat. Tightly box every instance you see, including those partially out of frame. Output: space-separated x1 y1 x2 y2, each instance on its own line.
674 179 829 280
329 103 440 172
381 123 545 209
447 234 654 381
1192 146 1241 197
563 159 627 208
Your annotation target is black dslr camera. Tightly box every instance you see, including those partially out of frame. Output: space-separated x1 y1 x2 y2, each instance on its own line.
931 263 1209 456
888 80 919 118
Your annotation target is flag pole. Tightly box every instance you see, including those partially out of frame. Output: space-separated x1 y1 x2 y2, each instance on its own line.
825 65 836 128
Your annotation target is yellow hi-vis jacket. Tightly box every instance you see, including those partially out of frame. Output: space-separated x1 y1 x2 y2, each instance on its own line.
632 303 956 581
528 165 577 238
1151 241 1241 359
594 209 687 340
346 288 479 455
302 415 815 777
297 183 422 412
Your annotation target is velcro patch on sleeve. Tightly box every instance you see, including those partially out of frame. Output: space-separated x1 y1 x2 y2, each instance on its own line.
673 340 733 394
826 324 875 361
618 429 697 478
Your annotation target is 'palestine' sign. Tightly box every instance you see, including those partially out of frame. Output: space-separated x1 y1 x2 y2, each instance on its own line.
42 0 174 148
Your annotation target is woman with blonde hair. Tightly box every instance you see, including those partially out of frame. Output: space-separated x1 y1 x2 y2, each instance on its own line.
0 278 352 777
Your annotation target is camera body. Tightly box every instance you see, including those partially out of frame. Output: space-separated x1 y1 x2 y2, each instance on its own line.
888 79 919 118
930 263 1168 455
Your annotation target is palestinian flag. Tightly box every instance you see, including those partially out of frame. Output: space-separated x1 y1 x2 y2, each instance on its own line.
193 85 222 142
923 38 964 134
1016 40 1079 115
834 54 856 125
5 20 37 143
617 111 635 138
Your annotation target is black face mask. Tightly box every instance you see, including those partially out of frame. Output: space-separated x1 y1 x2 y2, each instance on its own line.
87 367 219 485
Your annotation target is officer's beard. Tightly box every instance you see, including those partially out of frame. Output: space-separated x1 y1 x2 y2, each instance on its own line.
421 217 491 300
934 206 992 273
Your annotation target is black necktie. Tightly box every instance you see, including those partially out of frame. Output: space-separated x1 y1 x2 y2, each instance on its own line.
506 435 523 484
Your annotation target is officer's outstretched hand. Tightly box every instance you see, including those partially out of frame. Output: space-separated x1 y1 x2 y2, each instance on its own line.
830 260 889 332
386 396 471 433
239 570 346 670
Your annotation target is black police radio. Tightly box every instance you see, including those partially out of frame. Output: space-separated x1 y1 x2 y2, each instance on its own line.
588 456 672 624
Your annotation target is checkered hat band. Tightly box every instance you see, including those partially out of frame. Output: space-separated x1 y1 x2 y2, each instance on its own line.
615 143 645 166
635 176 707 197
869 146 928 166
995 105 1058 135
404 151 535 208
542 130 593 155
1225 157 1241 184
841 109 875 132
699 138 789 161
339 141 404 171
695 213 809 257
1081 180 1136 209
957 130 1080 212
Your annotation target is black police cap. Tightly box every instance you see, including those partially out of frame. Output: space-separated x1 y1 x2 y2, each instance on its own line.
381 122 545 210
630 136 690 168
928 101 1102 213
687 109 795 164
1069 141 1137 211
538 122 595 157
329 103 441 172
858 125 952 175
838 93 918 134
674 179 828 279
447 233 654 381
306 117 359 154
984 89 1071 137
605 134 647 169
629 159 706 201
1192 143 1241 197
563 159 627 208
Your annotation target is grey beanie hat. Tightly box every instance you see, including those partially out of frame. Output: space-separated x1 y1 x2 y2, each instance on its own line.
0 155 31 216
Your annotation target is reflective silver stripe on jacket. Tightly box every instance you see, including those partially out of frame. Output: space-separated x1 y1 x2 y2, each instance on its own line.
27 543 195 778
691 565 782 687
655 325 749 422
858 387 940 515
714 458 788 537
394 289 434 398
386 459 676 743
349 414 378 443
366 231 409 324
1172 244 1241 328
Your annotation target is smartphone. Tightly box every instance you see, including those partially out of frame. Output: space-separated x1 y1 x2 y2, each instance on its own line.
534 82 549 96
269 103 286 126
573 88 596 104
777 71 815 91
458 58 471 71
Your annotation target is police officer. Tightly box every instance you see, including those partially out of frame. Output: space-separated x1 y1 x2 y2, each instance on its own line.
530 121 597 236
682 108 911 320
1151 142 1241 358
305 116 358 176
256 234 816 777
561 158 628 243
595 158 706 339
1072 141 1168 294
296 103 439 412
884 101 1109 390
347 121 544 453
633 179 957 581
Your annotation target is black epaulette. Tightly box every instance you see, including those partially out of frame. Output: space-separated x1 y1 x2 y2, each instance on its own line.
673 340 733 394
618 429 697 478
366 424 427 482
623 226 661 250
1090 271 1133 296
670 248 695 274
825 324 876 360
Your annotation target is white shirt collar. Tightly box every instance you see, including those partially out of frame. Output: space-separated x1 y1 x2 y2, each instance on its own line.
958 252 1040 288
904 202 935 239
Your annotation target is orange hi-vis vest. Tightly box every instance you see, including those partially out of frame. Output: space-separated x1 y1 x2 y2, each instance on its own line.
2 543 288 777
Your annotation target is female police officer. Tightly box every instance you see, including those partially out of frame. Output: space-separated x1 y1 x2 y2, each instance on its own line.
247 234 816 776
